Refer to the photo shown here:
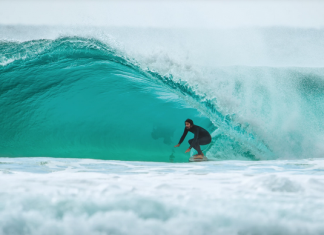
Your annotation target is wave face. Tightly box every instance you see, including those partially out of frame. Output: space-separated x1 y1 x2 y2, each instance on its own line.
0 37 218 162
1 35 324 161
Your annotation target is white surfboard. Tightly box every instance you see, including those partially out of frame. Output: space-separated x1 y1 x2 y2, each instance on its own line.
189 155 209 162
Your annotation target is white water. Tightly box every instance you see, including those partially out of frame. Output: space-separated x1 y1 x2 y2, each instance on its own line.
1 157 324 235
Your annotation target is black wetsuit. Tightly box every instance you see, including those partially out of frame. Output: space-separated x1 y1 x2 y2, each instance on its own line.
178 125 211 155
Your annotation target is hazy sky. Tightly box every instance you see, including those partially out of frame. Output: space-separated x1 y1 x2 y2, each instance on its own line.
1 1 324 28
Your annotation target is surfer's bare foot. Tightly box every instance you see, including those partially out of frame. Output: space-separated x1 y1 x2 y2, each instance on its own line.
193 154 204 159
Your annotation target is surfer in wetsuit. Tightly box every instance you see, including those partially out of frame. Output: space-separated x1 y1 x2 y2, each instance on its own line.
174 119 211 159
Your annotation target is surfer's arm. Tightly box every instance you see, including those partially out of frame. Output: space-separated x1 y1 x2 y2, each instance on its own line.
178 128 188 145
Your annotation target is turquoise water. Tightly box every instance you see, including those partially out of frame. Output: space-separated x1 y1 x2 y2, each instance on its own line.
0 36 280 162
0 37 215 161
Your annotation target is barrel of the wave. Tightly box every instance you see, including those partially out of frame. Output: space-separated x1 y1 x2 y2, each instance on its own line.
0 37 215 162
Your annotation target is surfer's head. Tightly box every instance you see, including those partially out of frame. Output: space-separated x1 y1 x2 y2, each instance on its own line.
185 119 194 129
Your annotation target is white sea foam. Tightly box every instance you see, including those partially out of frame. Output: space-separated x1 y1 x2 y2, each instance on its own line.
1 157 324 235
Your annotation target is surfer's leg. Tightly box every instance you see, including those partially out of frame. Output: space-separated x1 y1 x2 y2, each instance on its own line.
194 144 203 155
188 139 204 159
198 136 212 146
188 139 201 153
193 136 212 159
195 145 203 158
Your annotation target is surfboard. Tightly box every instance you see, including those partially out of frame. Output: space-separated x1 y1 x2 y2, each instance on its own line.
189 155 209 162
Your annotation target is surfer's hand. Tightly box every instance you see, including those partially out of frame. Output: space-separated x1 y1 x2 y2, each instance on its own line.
185 148 191 153
174 144 180 147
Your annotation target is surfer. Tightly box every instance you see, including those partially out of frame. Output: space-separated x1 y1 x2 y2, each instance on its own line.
174 119 211 159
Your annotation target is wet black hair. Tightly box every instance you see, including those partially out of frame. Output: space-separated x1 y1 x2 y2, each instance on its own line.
185 119 194 126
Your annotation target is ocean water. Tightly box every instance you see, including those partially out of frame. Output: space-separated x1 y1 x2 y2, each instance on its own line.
1 25 324 234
